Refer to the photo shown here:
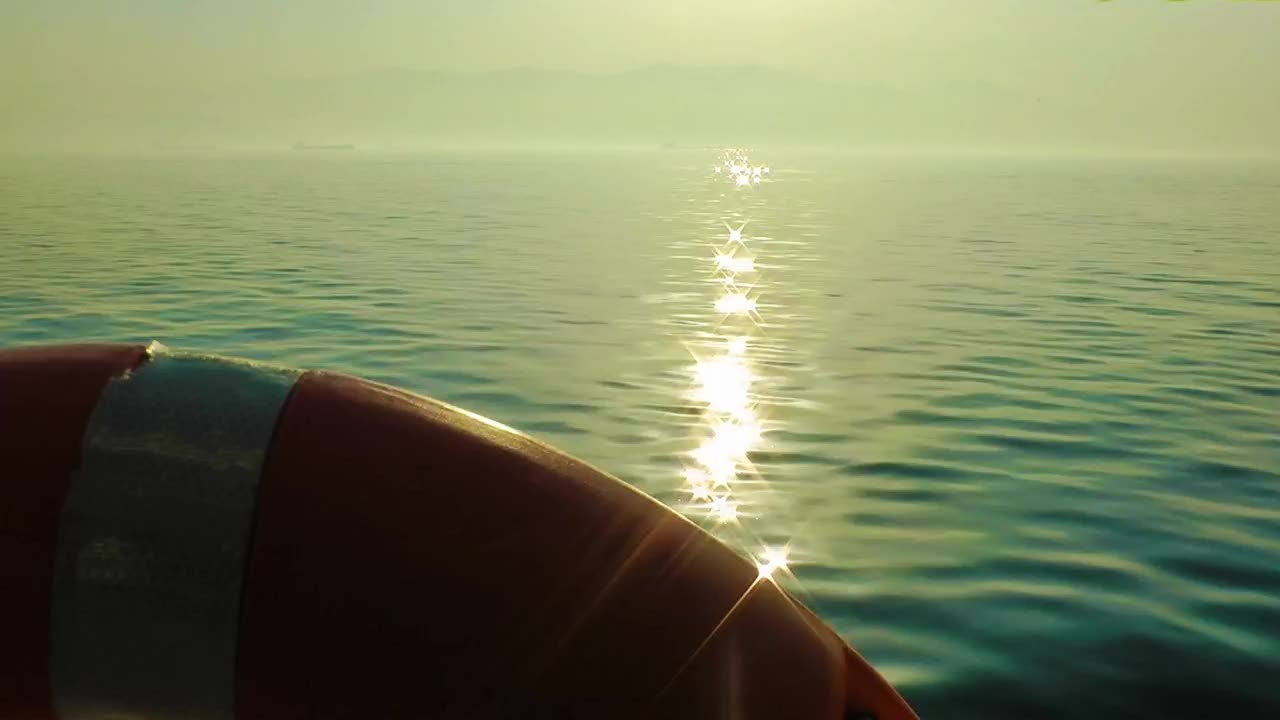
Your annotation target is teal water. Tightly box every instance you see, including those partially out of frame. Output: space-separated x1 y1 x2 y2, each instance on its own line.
3 150 1279 718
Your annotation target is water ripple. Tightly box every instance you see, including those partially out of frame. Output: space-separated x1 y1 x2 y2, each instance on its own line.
3 150 1279 718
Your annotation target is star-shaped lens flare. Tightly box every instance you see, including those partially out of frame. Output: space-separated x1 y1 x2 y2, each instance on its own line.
709 495 740 524
756 546 791 581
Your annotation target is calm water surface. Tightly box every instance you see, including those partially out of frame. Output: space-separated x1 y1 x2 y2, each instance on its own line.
3 149 1279 718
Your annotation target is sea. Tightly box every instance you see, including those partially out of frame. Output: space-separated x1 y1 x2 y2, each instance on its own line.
2 148 1278 718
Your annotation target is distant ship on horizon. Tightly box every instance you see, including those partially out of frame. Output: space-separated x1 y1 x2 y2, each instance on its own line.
292 141 355 151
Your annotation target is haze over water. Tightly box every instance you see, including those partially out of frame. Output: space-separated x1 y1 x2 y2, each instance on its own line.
4 2 1280 718
3 1 1277 156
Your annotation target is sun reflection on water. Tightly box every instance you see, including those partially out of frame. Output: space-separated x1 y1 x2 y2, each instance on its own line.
714 250 754 274
692 355 751 415
646 148 805 696
678 148 793 578
713 292 757 316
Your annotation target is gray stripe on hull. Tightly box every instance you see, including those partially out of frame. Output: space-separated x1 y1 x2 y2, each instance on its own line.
50 348 299 720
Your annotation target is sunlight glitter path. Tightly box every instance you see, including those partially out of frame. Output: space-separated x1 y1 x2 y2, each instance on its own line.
678 147 790 580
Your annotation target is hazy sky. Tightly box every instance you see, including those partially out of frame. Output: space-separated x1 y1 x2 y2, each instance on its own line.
3 0 1277 152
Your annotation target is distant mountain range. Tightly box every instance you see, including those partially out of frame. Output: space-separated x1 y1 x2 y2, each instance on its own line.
5 63 1269 152
221 64 1077 146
